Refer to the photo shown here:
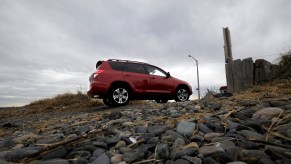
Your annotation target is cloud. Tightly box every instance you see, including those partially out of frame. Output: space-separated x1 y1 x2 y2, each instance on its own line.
0 0 290 106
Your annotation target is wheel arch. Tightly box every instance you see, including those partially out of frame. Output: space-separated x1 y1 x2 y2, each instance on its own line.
175 84 191 93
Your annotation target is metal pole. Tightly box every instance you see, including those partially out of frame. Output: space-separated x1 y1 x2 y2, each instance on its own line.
188 55 201 100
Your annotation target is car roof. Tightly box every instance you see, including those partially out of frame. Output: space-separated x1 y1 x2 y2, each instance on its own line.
107 59 148 65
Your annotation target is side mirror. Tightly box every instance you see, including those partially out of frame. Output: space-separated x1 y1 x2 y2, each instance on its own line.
166 72 170 78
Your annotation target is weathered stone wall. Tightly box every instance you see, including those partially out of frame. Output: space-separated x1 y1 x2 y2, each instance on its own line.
226 58 278 93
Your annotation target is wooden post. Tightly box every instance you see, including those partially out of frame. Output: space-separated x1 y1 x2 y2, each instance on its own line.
223 27 233 64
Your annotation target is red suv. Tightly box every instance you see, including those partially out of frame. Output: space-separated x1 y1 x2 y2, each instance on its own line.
87 59 192 106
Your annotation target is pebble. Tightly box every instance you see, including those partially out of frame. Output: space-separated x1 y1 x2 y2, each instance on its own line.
197 123 214 134
252 107 283 122
110 154 123 164
156 143 170 159
176 121 196 137
147 125 168 136
204 132 224 141
91 153 110 164
115 141 126 149
198 144 225 156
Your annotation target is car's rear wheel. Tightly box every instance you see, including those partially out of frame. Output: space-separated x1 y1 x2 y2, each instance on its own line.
175 87 189 102
103 98 115 107
110 85 130 106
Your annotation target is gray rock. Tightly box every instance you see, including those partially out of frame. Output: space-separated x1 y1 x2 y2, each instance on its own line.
197 123 214 134
198 144 224 156
92 142 107 149
171 148 196 159
182 156 202 164
119 147 132 154
238 99 257 106
42 147 68 160
258 157 276 164
0 139 14 149
219 141 236 150
203 157 218 164
105 136 120 145
174 159 191 164
68 151 91 160
147 125 168 136
71 158 88 164
238 130 264 140
165 130 186 142
36 158 70 164
92 148 105 158
176 122 196 137
226 146 240 161
135 126 147 133
227 162 247 164
108 111 122 120
156 143 170 159
237 140 261 149
170 112 182 118
91 153 110 164
123 148 145 163
211 137 234 143
204 133 224 141
238 149 268 163
269 100 288 107
252 107 283 122
172 138 186 149
5 147 43 162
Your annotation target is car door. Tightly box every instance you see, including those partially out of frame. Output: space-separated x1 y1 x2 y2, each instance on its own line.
145 64 174 94
123 63 150 93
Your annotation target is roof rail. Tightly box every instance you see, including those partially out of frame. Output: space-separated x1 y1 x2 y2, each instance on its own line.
108 59 145 64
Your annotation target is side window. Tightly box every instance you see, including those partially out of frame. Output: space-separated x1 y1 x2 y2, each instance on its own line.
109 62 124 71
146 65 167 77
126 63 146 74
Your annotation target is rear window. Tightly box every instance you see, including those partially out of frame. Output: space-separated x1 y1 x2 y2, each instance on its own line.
96 61 103 69
125 63 146 74
109 62 125 71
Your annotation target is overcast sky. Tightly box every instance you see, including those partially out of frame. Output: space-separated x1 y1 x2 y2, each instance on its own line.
1 0 290 107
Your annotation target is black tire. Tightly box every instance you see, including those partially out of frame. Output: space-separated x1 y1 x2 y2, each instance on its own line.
175 87 189 102
155 99 168 103
109 85 130 106
103 98 115 107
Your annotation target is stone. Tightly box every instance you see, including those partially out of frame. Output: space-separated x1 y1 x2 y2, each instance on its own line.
182 142 199 150
254 59 272 85
42 147 68 160
238 130 264 140
135 126 147 133
198 143 224 156
176 122 196 137
165 130 186 142
119 147 132 154
108 111 122 120
252 107 283 122
269 100 288 107
238 99 257 106
203 157 218 164
231 112 247 120
211 137 234 143
197 123 214 134
171 148 196 159
182 156 202 164
68 151 91 159
92 148 105 158
219 141 236 150
243 120 263 133
105 136 120 145
237 141 261 149
173 138 185 149
0 139 14 149
13 134 38 144
170 112 182 118
174 159 191 164
238 149 268 163
258 157 276 164
227 162 247 164
147 125 168 136
5 147 43 162
115 141 126 149
156 143 170 159
111 154 123 164
204 133 224 141
36 158 70 164
93 142 107 149
91 153 110 164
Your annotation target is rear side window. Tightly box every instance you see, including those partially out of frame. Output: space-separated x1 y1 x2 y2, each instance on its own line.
109 62 125 71
125 63 146 74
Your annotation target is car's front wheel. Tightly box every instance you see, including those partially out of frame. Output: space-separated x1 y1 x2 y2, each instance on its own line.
175 87 189 102
109 86 130 106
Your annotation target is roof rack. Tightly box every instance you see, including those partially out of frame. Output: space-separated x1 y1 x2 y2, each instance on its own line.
108 59 145 64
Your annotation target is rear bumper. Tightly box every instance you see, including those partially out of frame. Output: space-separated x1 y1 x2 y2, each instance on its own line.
87 81 109 98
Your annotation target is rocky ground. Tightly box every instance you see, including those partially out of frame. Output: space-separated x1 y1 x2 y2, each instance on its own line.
0 80 291 164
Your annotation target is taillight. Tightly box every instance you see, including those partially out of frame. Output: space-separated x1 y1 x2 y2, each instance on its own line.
93 70 104 78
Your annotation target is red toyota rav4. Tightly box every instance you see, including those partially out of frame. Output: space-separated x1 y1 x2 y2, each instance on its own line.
87 59 192 107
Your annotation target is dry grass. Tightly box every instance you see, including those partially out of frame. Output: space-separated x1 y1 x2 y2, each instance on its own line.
25 91 102 114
